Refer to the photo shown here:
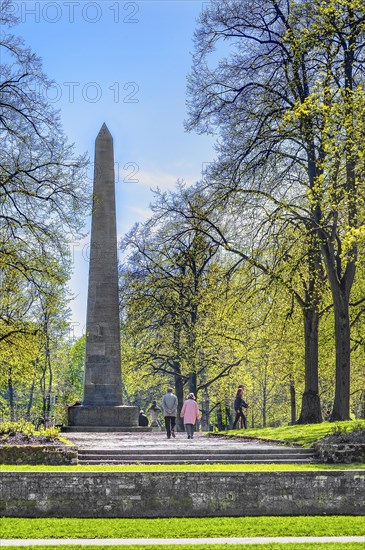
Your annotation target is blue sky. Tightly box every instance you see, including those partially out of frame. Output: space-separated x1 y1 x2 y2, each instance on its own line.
14 0 216 337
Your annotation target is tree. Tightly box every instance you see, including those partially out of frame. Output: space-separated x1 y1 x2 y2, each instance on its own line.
0 0 90 423
161 179 327 422
1 0 89 286
0 328 39 420
121 187 248 427
186 0 365 420
36 276 71 424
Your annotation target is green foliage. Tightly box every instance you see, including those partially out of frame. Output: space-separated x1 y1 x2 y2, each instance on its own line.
120 180 365 428
330 420 365 437
1 1 364 431
0 420 35 438
0 420 60 440
185 0 365 422
37 426 61 439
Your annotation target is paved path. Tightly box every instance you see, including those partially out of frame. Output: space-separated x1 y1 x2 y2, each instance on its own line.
65 431 283 451
2 536 364 546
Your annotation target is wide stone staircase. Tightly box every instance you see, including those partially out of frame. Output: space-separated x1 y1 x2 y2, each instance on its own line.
77 446 316 465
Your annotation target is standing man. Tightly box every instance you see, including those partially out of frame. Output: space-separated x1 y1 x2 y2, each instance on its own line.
162 387 178 439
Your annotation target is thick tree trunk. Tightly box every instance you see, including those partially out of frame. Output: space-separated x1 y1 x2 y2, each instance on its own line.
298 309 322 423
330 288 351 421
188 372 197 396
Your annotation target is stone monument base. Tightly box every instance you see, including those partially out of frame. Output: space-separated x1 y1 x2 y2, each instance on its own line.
64 405 151 432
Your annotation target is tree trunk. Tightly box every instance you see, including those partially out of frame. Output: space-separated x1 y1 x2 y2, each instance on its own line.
188 372 197 396
330 288 351 421
298 309 322 423
216 405 223 430
201 387 210 430
8 368 15 422
251 406 255 429
26 379 35 421
174 373 184 431
289 375 296 425
262 383 267 428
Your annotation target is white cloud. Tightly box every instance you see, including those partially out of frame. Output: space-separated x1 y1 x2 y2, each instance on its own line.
134 169 178 190
128 205 152 221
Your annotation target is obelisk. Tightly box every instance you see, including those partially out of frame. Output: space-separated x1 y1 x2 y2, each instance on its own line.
67 124 139 431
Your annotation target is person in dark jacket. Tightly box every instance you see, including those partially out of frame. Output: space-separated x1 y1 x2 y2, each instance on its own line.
232 387 249 429
138 410 149 427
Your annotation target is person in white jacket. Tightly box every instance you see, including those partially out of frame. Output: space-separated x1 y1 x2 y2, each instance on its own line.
162 387 178 439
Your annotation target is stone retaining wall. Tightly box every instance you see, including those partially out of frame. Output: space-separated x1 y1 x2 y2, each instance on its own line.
314 442 365 464
1 471 364 517
0 446 77 465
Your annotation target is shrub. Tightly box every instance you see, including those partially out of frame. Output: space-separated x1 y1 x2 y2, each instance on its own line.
0 421 60 440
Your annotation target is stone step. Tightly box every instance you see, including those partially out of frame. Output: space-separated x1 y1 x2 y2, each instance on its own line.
77 445 316 465
78 452 314 461
78 447 313 456
77 447 315 464
78 458 313 464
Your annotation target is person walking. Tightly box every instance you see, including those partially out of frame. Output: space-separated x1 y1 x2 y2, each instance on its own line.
232 387 249 429
148 400 162 430
237 384 245 428
162 387 178 438
180 393 201 439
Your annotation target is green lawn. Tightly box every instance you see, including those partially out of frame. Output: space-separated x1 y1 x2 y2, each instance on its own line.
215 420 365 447
2 545 363 550
2 516 364 539
1 462 363 472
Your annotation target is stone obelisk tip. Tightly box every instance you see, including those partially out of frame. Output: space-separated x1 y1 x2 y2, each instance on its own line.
96 123 112 140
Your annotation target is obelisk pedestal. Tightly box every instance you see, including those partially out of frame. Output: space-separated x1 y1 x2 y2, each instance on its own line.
66 124 145 431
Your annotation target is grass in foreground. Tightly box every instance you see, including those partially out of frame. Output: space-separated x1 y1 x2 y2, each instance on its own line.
2 545 364 550
2 516 364 539
216 420 365 447
1 463 364 472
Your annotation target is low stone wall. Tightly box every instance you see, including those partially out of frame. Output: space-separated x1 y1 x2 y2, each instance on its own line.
314 442 365 464
0 446 78 465
1 470 364 517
